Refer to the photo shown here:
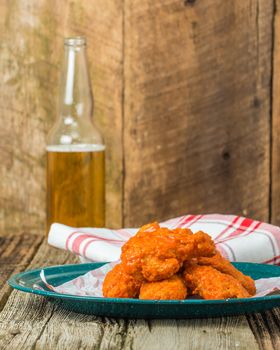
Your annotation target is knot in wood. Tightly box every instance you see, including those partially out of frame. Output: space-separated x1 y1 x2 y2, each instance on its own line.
184 0 197 5
253 96 261 108
9 326 21 335
222 151 230 161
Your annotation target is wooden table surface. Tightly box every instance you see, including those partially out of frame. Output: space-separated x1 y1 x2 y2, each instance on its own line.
0 233 279 350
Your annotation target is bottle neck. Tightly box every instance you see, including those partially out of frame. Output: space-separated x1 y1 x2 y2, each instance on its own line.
59 41 93 120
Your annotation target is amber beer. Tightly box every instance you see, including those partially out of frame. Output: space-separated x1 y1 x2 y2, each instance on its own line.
47 145 105 232
47 37 105 233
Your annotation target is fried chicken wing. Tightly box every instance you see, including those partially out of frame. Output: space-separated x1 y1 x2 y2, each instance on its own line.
182 264 251 299
197 252 256 295
102 263 143 298
121 223 216 282
141 256 181 282
139 275 187 300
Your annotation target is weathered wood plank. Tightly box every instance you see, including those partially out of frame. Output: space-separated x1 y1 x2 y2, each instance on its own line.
0 233 42 310
0 0 123 234
0 241 127 350
0 299 260 350
37 315 130 350
247 309 280 350
124 0 273 226
271 0 280 226
128 317 258 350
0 241 77 349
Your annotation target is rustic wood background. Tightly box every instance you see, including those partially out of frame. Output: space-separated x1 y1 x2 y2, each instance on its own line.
1 0 280 234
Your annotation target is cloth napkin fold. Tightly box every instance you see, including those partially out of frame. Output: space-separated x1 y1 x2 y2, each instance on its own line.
48 214 280 265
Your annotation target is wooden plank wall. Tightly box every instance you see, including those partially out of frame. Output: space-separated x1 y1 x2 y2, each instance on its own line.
0 0 278 233
272 0 280 225
0 0 123 233
124 0 273 226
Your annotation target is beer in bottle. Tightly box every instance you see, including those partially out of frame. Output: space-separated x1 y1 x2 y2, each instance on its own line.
46 37 105 232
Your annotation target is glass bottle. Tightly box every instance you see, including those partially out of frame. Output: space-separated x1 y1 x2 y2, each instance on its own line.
46 37 105 233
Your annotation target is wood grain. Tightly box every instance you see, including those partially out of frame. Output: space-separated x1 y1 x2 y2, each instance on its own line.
0 242 131 350
247 309 280 350
124 0 273 226
0 0 123 234
0 233 42 310
271 0 280 226
129 317 259 350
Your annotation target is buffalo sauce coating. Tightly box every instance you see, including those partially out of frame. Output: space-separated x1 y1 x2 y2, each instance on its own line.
120 222 216 282
182 264 251 299
197 252 256 295
102 222 255 300
139 275 187 300
102 263 143 298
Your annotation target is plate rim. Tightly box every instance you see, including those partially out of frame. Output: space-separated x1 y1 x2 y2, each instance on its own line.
8 262 280 305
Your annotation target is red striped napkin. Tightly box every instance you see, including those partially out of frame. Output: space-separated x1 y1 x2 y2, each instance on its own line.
48 214 280 265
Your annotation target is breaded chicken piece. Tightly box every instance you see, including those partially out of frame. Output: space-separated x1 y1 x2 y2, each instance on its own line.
121 222 216 282
197 252 256 295
102 263 143 298
141 256 181 282
139 275 187 300
182 264 251 299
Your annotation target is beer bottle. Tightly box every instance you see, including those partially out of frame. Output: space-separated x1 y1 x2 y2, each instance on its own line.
46 37 105 233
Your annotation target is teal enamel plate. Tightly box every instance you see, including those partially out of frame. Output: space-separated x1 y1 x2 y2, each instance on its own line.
8 262 280 319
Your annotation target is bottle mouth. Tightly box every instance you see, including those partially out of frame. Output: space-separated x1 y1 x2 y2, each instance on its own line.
64 37 86 47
